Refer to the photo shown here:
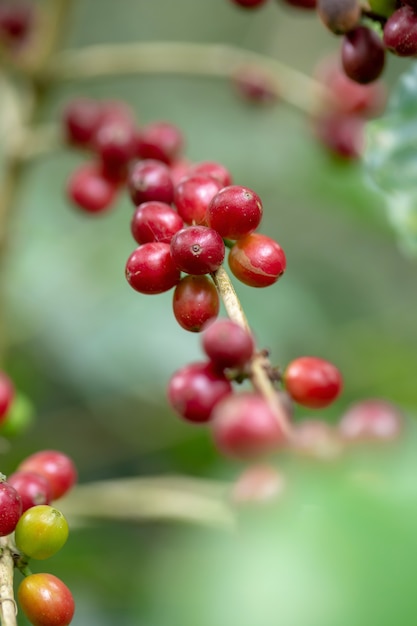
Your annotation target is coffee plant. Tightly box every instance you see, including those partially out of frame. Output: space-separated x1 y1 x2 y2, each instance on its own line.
0 0 416 624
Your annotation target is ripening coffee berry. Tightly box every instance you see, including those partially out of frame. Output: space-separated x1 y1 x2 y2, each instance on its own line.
125 243 181 294
383 6 417 56
173 275 220 332
0 371 14 422
18 573 75 626
202 318 254 369
284 356 343 409
8 471 52 512
313 113 364 160
136 121 184 165
66 164 118 213
128 159 174 206
341 27 385 84
0 481 22 536
15 505 69 560
170 226 225 275
228 233 286 287
212 392 288 458
206 185 263 239
338 399 403 442
167 361 232 423
0 392 34 437
174 174 222 225
317 0 360 34
187 161 233 187
94 119 136 180
130 201 184 244
18 450 77 500
62 98 102 147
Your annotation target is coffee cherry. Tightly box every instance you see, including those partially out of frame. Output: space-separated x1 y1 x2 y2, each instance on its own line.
18 573 75 626
98 100 136 128
206 185 263 239
231 0 269 7
170 226 225 275
338 399 403 442
128 159 174 206
314 113 364 160
228 233 286 288
18 450 77 501
212 392 288 458
125 243 181 294
284 356 343 409
232 66 278 105
66 164 118 214
173 275 219 332
383 6 417 56
62 98 102 148
187 161 233 187
0 392 34 437
202 318 254 369
0 2 33 45
317 0 360 34
131 201 183 244
174 174 222 225
167 361 232 423
0 372 14 422
136 121 184 165
341 27 385 85
94 119 136 180
0 481 22 536
15 505 69 560
231 464 286 504
8 471 52 512
170 159 193 186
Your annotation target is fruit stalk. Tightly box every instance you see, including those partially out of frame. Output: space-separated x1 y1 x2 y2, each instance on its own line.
0 537 17 626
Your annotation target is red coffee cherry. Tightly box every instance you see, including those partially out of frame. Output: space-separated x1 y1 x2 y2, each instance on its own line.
131 201 184 244
170 226 225 275
313 113 364 160
206 185 263 239
228 233 286 287
202 318 254 370
62 98 102 147
284 356 343 409
187 161 233 187
7 471 52 512
0 372 14 422
384 5 417 56
125 243 181 294
173 275 219 332
94 119 136 180
212 392 288 458
0 2 33 44
232 66 278 105
18 573 75 626
174 174 222 225
0 481 22 536
167 361 232 423
136 121 184 165
341 26 385 85
128 159 174 206
18 450 77 501
66 164 118 214
338 399 403 442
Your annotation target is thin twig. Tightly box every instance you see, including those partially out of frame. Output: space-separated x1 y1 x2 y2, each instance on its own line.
0 538 17 626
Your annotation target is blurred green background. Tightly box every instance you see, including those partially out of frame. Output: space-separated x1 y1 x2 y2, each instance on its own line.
1 0 417 624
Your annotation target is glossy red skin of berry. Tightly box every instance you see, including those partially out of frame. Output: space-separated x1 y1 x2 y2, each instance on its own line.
314 113 364 160
187 161 233 187
94 120 136 179
339 399 403 442
342 27 385 85
228 233 286 288
212 392 287 458
131 201 183 244
170 226 225 275
383 6 417 56
136 121 184 165
128 159 174 206
173 275 219 332
0 372 14 422
7 471 52 513
284 356 343 409
173 174 222 225
207 185 263 239
15 505 69 560
202 318 254 369
233 66 278 105
125 243 181 294
18 573 75 626
62 98 102 147
66 164 118 214
0 481 22 536
170 159 193 186
167 361 232 423
18 450 77 501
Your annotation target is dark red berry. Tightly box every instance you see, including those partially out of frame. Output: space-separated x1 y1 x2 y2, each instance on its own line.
131 201 183 244
317 0 360 34
187 161 233 187
62 98 102 148
66 164 118 214
174 174 222 225
338 399 403 442
0 481 22 536
342 27 385 84
173 275 219 332
0 2 33 44
231 465 286 504
125 243 181 294
202 318 254 369
212 392 288 458
7 471 52 513
136 121 184 165
170 159 193 186
383 5 417 56
99 100 136 128
206 185 263 239
284 356 343 409
228 233 286 288
170 226 225 275
231 0 269 7
128 159 174 206
0 372 14 422
18 573 75 626
94 119 136 180
167 361 232 423
18 450 77 501
313 113 364 160
233 66 278 104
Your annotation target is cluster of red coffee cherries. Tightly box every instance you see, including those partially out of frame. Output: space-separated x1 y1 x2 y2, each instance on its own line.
0 409 76 626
